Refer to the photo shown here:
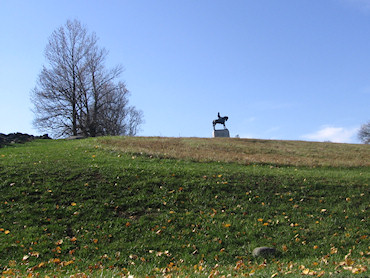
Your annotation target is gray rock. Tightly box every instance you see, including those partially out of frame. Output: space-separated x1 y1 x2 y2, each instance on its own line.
252 247 277 258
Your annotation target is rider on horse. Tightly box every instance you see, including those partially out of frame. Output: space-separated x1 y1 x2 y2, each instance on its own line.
213 112 228 129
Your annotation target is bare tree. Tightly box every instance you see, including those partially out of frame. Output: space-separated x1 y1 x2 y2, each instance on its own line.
31 19 143 138
358 121 370 144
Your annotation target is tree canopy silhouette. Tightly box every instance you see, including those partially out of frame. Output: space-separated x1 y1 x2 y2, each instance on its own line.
31 19 143 138
358 121 370 144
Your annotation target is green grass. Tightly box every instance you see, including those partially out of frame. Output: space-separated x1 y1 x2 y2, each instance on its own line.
0 137 369 277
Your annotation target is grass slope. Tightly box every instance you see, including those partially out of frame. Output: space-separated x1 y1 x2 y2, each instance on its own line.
0 137 369 277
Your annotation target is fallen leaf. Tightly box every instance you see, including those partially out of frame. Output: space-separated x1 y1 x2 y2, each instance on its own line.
30 251 40 257
62 260 74 266
2 269 14 275
345 258 355 266
317 270 325 277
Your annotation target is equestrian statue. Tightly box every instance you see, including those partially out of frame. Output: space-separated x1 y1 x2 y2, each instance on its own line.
213 112 228 130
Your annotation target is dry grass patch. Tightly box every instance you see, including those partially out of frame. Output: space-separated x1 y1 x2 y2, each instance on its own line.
98 136 370 167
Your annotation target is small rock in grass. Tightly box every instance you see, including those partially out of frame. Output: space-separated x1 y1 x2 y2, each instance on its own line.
252 247 277 258
66 135 85 140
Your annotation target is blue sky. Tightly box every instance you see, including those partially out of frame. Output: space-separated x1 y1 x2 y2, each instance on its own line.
1 0 369 143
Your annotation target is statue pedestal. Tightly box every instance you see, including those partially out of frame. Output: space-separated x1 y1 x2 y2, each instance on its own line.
213 129 230 138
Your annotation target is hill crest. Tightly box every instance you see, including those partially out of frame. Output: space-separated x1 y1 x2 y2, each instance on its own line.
97 136 370 167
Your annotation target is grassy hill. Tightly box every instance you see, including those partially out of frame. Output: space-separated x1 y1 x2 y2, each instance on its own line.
0 137 368 277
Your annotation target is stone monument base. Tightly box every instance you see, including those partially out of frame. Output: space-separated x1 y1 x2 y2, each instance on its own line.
213 129 230 138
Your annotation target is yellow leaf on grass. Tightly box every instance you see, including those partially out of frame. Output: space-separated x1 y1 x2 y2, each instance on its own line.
4 230 10 234
224 223 231 228
62 260 74 266
9 260 16 266
2 269 14 275
345 258 355 266
317 270 325 277
71 202 77 206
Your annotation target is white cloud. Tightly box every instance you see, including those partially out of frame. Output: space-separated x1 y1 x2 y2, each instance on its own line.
302 126 359 143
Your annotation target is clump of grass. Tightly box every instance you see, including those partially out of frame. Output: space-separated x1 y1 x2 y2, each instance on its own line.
0 138 368 277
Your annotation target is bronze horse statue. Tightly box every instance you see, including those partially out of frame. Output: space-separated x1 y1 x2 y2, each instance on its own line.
213 112 228 129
